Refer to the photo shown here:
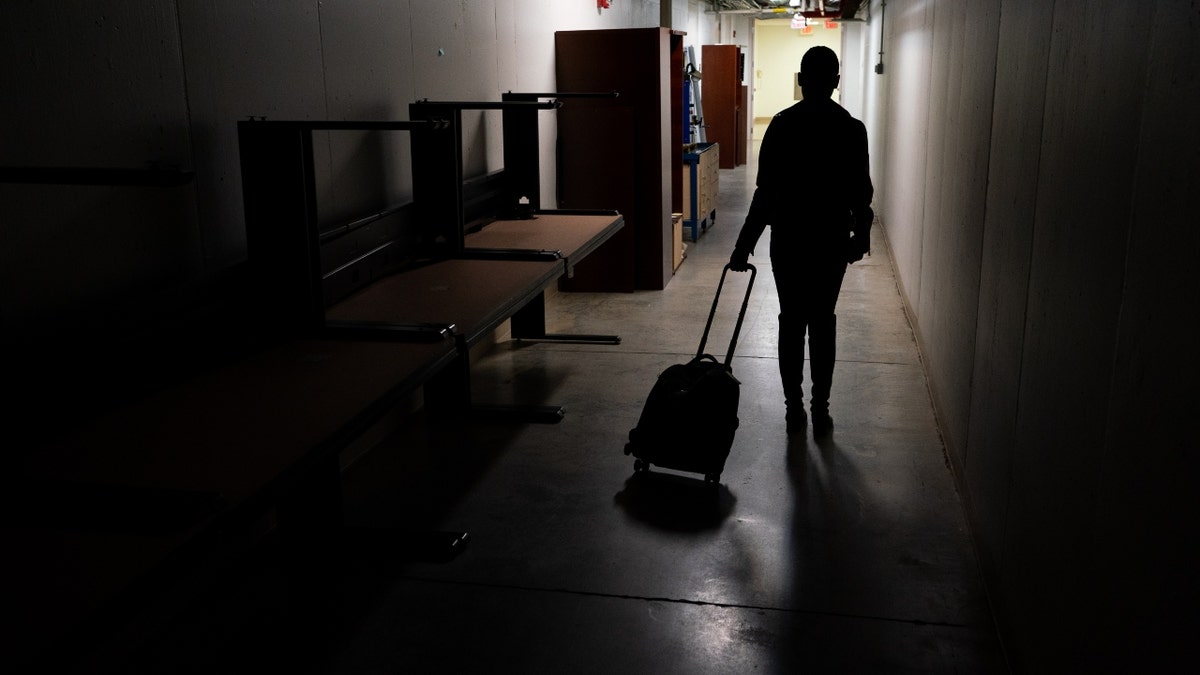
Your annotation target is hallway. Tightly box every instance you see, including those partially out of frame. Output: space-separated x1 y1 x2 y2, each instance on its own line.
131 160 1007 673
318 159 1007 672
5 2 1190 670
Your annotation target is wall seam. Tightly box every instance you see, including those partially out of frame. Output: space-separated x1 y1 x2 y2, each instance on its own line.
958 0 1010 670
407 0 418 104
916 0 934 316
172 0 207 272
955 1 976 475
316 1 331 120
997 0 1059 668
1099 1 1159 488
493 0 502 96
1087 0 1161 645
315 1 334 223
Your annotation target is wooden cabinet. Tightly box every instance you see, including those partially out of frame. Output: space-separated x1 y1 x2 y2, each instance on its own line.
736 84 748 167
682 142 719 241
555 28 684 292
701 44 747 170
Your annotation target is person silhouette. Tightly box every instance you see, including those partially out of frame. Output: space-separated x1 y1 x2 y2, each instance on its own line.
728 45 874 437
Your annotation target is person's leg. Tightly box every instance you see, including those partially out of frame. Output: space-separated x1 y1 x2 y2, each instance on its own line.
808 260 847 436
772 259 808 433
778 310 808 431
808 313 836 433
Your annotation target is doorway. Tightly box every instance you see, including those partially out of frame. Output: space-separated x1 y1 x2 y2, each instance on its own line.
751 17 843 140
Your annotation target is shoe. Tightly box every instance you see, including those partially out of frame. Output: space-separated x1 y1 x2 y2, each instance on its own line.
786 407 807 435
812 409 834 437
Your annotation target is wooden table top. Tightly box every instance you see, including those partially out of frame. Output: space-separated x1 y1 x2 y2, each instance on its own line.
325 258 563 345
464 212 624 272
20 338 457 501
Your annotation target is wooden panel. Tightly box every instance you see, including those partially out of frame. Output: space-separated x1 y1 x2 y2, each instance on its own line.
555 104 637 292
683 162 694 221
464 213 625 272
670 33 685 214
702 45 742 169
23 339 456 499
736 85 748 166
699 144 719 220
556 28 678 292
326 259 562 346
682 142 719 240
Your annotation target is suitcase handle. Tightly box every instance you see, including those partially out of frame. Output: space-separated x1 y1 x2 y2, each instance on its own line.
697 263 757 366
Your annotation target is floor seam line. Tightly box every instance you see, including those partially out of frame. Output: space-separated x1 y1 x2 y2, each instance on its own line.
398 574 974 630
511 346 921 368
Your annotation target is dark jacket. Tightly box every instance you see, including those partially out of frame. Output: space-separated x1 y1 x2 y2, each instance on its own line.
734 97 874 258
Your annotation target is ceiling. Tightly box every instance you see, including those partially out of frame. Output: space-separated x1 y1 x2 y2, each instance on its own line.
705 1 865 21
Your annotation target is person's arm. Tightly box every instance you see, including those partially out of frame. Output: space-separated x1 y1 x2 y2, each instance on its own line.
730 118 780 270
847 119 874 262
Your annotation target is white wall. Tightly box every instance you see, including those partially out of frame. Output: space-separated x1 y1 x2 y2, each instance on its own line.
853 0 1199 669
0 0 722 340
838 1 889 176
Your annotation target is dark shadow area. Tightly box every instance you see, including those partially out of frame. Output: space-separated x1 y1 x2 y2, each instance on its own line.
4 263 267 452
613 468 736 532
83 398 534 673
778 432 870 672
345 417 555 528
784 431 865 522
773 432 1007 673
3 480 225 536
467 349 572 419
120 529 392 675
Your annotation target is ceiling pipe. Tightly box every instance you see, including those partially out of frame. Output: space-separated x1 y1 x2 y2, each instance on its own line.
705 6 843 18
706 7 791 14
704 0 847 17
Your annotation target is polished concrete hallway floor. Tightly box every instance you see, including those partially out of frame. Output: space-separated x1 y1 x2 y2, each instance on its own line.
134 161 1008 673
316 162 1007 673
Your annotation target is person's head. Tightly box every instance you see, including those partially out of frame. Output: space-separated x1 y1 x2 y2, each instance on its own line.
797 46 840 99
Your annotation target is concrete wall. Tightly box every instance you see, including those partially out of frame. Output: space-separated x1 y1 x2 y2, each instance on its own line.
0 0 719 342
838 1 889 202
862 0 1199 669
1 2 203 338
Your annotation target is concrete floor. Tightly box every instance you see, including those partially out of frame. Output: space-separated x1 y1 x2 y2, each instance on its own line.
130 160 1008 673
323 160 1006 673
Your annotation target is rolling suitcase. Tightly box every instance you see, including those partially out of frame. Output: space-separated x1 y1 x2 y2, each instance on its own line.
624 263 758 486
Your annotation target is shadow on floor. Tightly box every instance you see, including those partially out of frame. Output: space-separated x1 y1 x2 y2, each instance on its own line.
613 469 737 532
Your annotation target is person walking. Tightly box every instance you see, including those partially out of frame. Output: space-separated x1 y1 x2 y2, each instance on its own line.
728 46 874 437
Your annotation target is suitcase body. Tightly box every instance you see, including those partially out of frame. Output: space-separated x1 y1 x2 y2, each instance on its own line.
624 264 757 486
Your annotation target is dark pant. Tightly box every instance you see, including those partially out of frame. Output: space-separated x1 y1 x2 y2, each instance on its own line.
770 241 847 413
